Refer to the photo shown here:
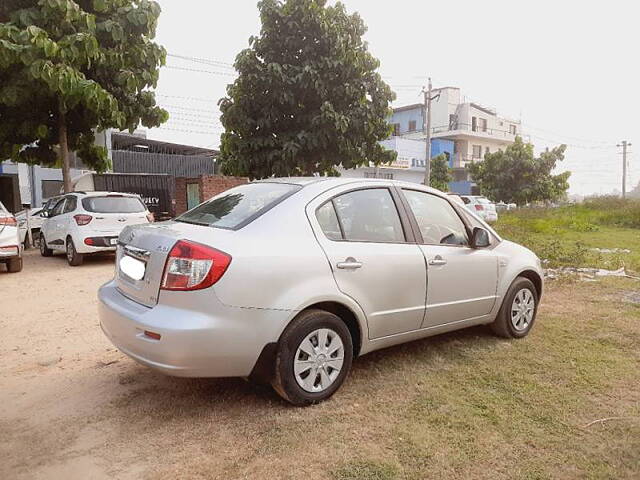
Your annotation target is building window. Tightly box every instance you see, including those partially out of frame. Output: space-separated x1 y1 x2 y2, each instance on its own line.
392 123 401 136
449 114 457 130
408 120 417 132
471 116 477 132
485 147 490 155
364 172 393 180
479 118 487 132
472 145 482 159
509 124 517 135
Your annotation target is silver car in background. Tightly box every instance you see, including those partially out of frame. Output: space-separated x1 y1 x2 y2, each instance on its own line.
99 178 543 405
460 195 499 223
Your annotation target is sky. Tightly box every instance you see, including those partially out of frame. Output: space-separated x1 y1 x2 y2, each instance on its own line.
149 0 639 196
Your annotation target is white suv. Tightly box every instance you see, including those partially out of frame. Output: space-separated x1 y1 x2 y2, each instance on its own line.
0 201 23 273
40 192 152 266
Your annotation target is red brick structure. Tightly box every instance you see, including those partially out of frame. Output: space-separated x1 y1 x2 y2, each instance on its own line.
175 175 249 215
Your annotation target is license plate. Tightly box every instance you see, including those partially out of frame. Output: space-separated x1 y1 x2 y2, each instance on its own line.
110 238 118 246
120 255 146 281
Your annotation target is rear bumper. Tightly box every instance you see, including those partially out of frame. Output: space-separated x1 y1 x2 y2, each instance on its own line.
98 280 292 378
76 235 118 253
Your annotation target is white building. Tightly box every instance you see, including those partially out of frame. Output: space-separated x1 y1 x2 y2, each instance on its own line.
390 87 522 193
341 86 523 194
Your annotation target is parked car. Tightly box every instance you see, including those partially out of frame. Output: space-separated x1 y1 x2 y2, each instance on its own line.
0 201 23 273
99 178 543 405
495 201 517 212
460 195 498 223
16 207 45 247
40 192 153 266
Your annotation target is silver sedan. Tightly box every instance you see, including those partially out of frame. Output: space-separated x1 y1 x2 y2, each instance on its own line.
99 178 543 405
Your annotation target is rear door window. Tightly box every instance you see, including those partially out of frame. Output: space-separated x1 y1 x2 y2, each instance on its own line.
316 202 342 240
330 188 405 243
176 182 301 230
82 196 146 213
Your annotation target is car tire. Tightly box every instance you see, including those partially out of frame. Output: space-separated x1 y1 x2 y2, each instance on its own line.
39 234 53 257
7 257 23 273
23 232 31 250
272 309 353 406
66 237 84 266
491 277 539 339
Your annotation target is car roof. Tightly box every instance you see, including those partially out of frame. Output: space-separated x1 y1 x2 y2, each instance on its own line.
258 176 446 195
67 191 141 198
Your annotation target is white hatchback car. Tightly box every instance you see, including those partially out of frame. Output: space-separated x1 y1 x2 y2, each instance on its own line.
40 192 152 266
0 201 23 273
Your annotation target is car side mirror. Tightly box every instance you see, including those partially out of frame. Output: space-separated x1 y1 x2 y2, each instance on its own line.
471 227 491 248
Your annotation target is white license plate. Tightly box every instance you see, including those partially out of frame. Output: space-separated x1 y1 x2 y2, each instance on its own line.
110 238 118 246
120 255 146 281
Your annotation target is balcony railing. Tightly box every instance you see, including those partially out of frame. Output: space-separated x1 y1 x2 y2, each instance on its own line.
394 123 520 139
432 122 519 139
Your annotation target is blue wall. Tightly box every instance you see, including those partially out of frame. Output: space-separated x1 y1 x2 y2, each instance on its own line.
431 139 455 167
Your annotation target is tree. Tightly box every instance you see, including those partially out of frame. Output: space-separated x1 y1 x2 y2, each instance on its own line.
429 153 452 192
0 0 168 192
218 0 396 179
467 137 570 205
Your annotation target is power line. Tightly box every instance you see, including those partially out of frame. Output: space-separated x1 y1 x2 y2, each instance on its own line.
163 65 237 77
166 53 235 68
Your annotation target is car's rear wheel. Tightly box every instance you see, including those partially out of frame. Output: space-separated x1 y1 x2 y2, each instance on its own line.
7 257 23 273
39 234 53 257
272 309 353 406
66 237 84 266
491 277 539 338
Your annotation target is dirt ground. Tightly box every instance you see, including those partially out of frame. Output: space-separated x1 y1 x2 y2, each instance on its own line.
1 250 639 480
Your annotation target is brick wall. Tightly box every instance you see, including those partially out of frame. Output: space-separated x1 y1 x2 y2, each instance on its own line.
174 175 249 216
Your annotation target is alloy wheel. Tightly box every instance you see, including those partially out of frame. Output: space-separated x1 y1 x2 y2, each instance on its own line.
511 288 535 332
293 328 344 393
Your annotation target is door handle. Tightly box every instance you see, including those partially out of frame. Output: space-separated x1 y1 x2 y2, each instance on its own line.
429 256 447 266
337 257 363 270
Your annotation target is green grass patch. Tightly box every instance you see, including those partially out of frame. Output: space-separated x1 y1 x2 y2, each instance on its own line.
494 197 640 273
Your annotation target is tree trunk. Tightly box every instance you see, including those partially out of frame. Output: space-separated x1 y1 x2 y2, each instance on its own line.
58 106 72 193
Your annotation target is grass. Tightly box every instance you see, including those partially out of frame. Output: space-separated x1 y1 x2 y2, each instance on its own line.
493 197 640 273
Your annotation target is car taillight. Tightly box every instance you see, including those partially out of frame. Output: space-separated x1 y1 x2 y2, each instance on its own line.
0 216 17 226
74 214 93 226
474 205 484 211
161 240 232 291
146 212 155 223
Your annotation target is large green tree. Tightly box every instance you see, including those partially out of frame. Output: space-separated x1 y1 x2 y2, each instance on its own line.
467 137 570 205
0 0 168 192
218 0 396 179
429 153 452 192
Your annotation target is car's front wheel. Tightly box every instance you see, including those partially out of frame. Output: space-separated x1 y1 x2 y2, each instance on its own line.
491 277 539 338
272 309 353 406
66 238 84 266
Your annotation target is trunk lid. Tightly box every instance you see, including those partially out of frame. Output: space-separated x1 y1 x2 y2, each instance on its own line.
90 212 149 234
115 221 235 307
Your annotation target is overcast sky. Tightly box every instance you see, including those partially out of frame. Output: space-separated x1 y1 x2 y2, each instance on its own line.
150 0 639 196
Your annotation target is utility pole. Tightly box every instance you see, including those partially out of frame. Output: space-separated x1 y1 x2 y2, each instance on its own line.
422 78 434 186
617 140 632 198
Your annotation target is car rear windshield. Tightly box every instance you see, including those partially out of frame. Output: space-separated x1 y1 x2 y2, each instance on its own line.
82 196 146 213
175 182 301 230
